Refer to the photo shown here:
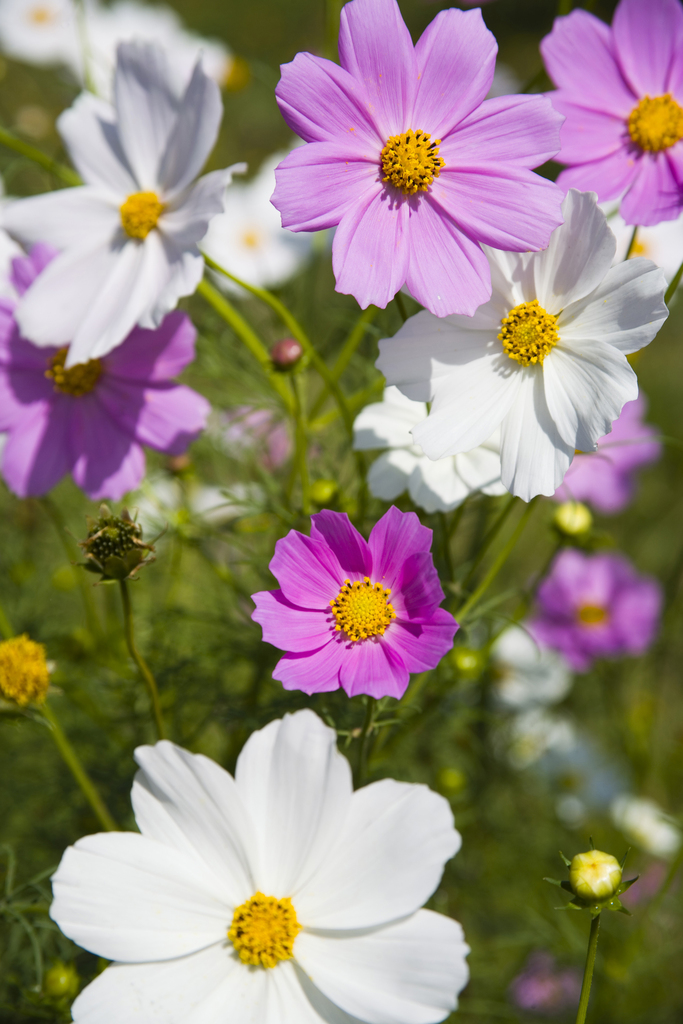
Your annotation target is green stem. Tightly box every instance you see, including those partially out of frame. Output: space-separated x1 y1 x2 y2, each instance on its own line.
665 258 683 305
455 498 538 622
292 376 311 514
41 702 118 831
0 601 12 641
0 126 81 186
197 277 295 413
309 305 379 420
439 512 454 582
40 497 103 639
119 580 166 740
460 495 517 592
355 696 378 786
625 225 639 260
575 914 601 1024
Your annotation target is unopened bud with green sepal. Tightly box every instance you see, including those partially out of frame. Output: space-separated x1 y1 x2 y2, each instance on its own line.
79 505 156 582
544 839 638 916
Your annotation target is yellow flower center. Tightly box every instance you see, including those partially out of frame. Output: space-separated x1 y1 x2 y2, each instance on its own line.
228 893 301 968
27 4 55 22
499 299 559 367
0 635 49 706
627 94 683 152
577 603 609 626
120 191 164 240
330 577 396 642
241 228 262 249
380 130 445 196
45 347 102 396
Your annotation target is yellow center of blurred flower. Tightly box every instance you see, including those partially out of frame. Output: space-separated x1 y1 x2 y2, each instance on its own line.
499 300 559 366
628 94 683 152
330 577 396 642
228 893 301 968
380 130 445 195
120 191 164 239
27 5 55 22
577 603 609 626
0 635 49 706
241 228 262 249
45 348 102 396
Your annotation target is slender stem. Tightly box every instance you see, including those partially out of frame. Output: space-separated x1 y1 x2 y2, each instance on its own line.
394 291 408 323
292 375 311 514
0 126 81 186
41 702 118 831
355 696 378 786
40 497 103 639
0 600 12 641
665 258 683 304
197 277 295 413
119 580 166 740
455 498 538 622
460 495 517 591
575 914 601 1024
625 225 639 260
439 512 454 582
309 305 379 420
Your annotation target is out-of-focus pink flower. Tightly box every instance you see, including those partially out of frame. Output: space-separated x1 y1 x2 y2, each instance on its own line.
251 506 457 699
530 549 662 672
273 0 563 317
620 861 668 908
542 0 683 226
553 393 661 513
510 952 581 1015
220 405 291 470
0 245 208 501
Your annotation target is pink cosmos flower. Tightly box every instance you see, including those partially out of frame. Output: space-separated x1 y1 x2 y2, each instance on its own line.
529 549 662 672
541 0 683 226
272 0 564 317
251 506 457 698
0 245 209 500
553 393 661 513
509 952 581 1016
220 405 291 470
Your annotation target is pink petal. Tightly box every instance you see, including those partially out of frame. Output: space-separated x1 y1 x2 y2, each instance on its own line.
69 397 145 500
273 641 344 694
338 0 417 139
397 551 446 619
104 311 197 383
368 506 433 590
382 610 457 673
269 530 345 609
97 379 209 454
620 150 683 226
552 96 627 163
272 143 381 233
540 9 636 115
555 146 639 201
338 635 409 699
2 400 70 497
446 94 562 168
332 187 410 309
309 510 372 578
612 0 683 98
251 590 333 652
412 8 496 139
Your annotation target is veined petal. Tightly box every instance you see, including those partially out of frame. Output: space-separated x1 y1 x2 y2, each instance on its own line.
333 188 410 310
251 590 333 653
444 93 562 168
58 91 136 195
158 60 223 196
551 96 627 164
556 147 639 203
50 832 232 962
295 910 469 1024
2 399 71 497
619 151 683 227
162 168 245 248
145 238 205 329
3 188 119 250
273 642 345 695
612 0 683 98
97 378 209 454
368 506 433 589
297 780 459 928
68 396 145 500
368 449 418 500
270 529 347 608
339 633 410 699
309 510 372 578
382 610 457 673
105 309 197 381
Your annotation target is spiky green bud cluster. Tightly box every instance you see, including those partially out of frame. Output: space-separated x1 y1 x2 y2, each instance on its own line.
79 505 155 582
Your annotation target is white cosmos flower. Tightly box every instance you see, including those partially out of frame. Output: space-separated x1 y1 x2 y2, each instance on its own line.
611 794 682 861
202 151 312 293
2 41 245 367
491 624 572 710
377 190 668 502
604 201 683 287
353 386 505 513
50 710 469 1024
0 0 84 73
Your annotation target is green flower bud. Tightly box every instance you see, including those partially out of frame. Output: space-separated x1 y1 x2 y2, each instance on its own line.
554 501 593 537
310 479 338 505
79 504 155 582
569 849 622 902
43 961 79 1000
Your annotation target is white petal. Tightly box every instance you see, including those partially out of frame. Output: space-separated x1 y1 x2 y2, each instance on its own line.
455 441 504 495
559 257 668 355
271 961 364 1024
234 710 353 896
3 188 119 249
500 368 573 500
114 41 179 189
158 60 223 196
70 943 267 1024
296 779 460 929
532 190 616 314
50 833 231 962
353 388 426 450
162 168 242 248
58 91 136 196
543 342 637 451
409 456 470 513
367 449 417 501
413 354 521 459
133 740 256 905
144 238 204 328
295 911 469 1024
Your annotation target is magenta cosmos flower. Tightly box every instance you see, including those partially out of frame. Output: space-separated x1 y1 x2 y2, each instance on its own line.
251 506 457 698
530 549 662 672
272 0 564 317
0 245 209 500
542 0 683 226
554 393 661 513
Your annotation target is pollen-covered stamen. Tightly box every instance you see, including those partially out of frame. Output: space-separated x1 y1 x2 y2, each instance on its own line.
381 130 445 196
120 191 165 240
45 347 102 396
499 299 559 367
0 635 49 707
330 577 396 642
577 604 609 627
228 893 301 969
628 94 683 152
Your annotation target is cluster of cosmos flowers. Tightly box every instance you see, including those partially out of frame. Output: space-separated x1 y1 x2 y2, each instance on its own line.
0 0 679 1018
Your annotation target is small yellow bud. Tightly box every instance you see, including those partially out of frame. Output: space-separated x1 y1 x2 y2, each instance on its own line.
450 646 485 677
43 961 79 1000
438 767 466 793
310 479 338 505
569 849 622 902
0 635 49 706
554 501 592 536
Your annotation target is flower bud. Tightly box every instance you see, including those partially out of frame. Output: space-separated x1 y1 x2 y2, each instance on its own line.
569 849 622 902
450 646 484 678
554 501 592 537
0 635 49 706
271 338 303 369
310 479 337 504
43 960 79 1000
79 504 155 582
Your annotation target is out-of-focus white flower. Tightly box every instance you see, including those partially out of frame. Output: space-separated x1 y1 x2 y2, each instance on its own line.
132 476 252 535
0 0 84 73
611 794 682 860
486 62 520 99
4 41 245 366
88 0 233 98
506 708 577 770
0 225 23 300
202 151 313 292
491 624 573 709
353 386 505 513
50 710 470 1024
604 201 683 286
